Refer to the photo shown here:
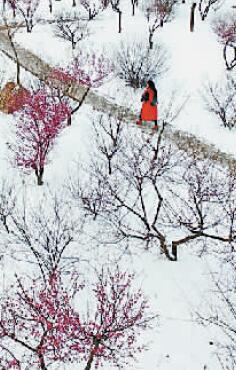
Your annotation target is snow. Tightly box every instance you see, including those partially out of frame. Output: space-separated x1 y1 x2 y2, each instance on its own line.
0 0 235 369
14 0 236 156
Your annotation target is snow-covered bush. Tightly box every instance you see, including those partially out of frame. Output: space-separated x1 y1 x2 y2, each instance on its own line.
115 40 168 88
201 75 236 129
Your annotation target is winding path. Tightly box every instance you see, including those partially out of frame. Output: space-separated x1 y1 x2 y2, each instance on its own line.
0 28 235 169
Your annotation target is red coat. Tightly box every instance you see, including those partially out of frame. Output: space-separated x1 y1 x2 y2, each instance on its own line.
140 87 158 121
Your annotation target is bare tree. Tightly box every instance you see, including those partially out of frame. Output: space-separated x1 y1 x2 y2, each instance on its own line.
115 40 168 88
54 12 88 50
91 113 126 175
0 191 82 280
131 0 139 15
140 0 176 49
48 0 53 12
201 75 236 129
5 0 17 17
0 179 17 234
2 0 7 11
199 0 223 21
11 0 40 32
80 0 109 21
110 0 122 33
68 111 236 261
197 255 236 370
190 2 197 32
3 16 22 85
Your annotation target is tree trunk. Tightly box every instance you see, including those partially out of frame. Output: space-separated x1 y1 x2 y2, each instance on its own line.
149 32 153 50
190 2 197 32
118 10 122 33
38 353 47 370
72 0 76 6
160 240 177 261
72 36 76 50
67 87 90 125
132 2 135 16
35 167 44 186
26 19 33 33
16 60 21 85
2 215 9 234
108 157 112 175
224 42 236 71
84 354 94 370
85 339 100 370
171 244 177 261
7 29 21 85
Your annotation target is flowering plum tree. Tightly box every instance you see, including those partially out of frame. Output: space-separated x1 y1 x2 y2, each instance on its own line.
0 272 82 370
0 346 21 370
80 267 155 370
47 51 113 125
0 268 155 370
213 15 236 70
9 89 70 185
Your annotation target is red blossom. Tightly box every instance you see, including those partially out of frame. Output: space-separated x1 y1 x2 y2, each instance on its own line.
74 267 155 369
213 17 236 44
70 51 113 88
0 268 155 369
0 272 82 369
8 88 70 183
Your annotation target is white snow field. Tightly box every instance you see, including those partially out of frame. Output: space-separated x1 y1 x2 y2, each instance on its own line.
0 0 235 369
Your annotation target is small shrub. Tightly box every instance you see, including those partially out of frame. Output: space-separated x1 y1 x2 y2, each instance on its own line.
115 40 168 88
201 75 236 129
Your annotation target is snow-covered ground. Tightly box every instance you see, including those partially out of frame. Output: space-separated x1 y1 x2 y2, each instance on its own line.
13 0 236 156
0 0 235 369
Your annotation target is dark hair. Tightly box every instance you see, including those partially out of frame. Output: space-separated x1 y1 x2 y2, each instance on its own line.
147 80 157 101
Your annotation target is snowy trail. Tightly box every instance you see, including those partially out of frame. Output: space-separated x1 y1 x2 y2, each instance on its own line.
0 29 236 170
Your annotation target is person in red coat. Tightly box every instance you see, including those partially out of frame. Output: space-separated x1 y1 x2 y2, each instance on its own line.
137 80 158 130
